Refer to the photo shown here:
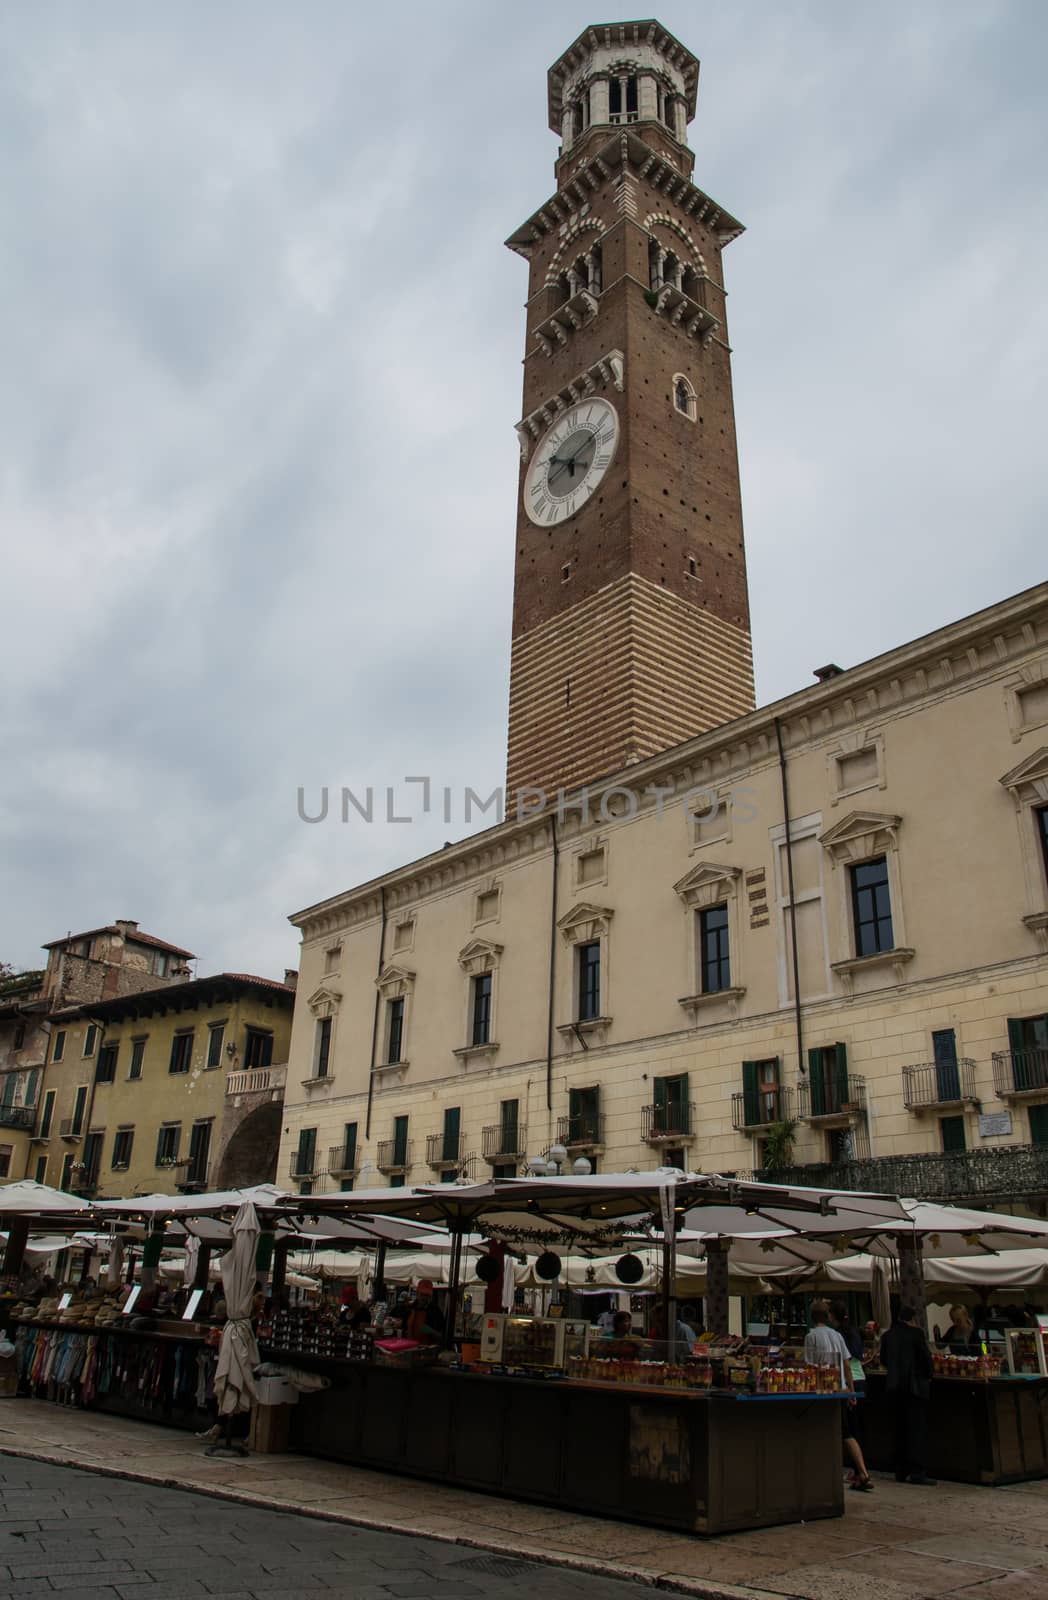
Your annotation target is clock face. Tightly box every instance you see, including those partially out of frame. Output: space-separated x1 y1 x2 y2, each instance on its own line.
524 397 619 526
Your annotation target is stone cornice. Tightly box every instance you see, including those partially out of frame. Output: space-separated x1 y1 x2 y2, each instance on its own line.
505 132 743 258
290 581 1048 942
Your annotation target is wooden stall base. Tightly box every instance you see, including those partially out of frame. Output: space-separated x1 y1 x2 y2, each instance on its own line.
290 1365 844 1536
863 1374 1048 1485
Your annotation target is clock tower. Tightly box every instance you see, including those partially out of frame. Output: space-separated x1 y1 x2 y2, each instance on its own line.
505 20 755 802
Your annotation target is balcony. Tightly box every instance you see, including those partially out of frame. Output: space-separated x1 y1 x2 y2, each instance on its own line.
642 1102 695 1145
176 1163 211 1194
288 1150 317 1180
756 1144 1048 1205
902 1059 978 1112
532 287 600 358
227 1062 287 1097
557 1112 605 1150
798 1075 867 1125
376 1139 412 1176
482 1124 527 1162
327 1144 359 1179
992 1049 1048 1100
58 1119 83 1142
0 1104 37 1132
649 282 719 345
731 1087 794 1134
426 1132 465 1172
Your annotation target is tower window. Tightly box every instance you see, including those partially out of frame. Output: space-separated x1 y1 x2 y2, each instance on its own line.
673 374 698 421
561 564 571 582
609 74 638 123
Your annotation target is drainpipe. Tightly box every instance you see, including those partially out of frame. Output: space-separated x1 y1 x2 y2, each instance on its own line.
774 719 805 1085
365 887 388 1141
546 816 560 1114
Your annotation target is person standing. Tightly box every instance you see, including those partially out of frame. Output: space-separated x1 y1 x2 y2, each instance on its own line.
935 1305 978 1352
880 1305 936 1485
806 1302 873 1491
830 1299 872 1490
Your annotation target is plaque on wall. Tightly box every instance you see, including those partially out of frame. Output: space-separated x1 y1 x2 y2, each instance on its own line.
978 1111 1013 1138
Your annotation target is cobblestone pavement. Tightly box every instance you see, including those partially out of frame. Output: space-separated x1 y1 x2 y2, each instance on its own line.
0 1456 654 1600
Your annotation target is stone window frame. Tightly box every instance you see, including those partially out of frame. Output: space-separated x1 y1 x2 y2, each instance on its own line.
302 984 341 1091
686 785 733 854
826 731 886 807
374 964 415 1080
472 879 502 929
453 939 503 1065
390 915 416 955
555 903 614 1049
999 745 1048 951
673 861 746 1020
572 833 609 891
323 943 342 975
818 810 915 991
671 371 698 422
1004 660 1048 744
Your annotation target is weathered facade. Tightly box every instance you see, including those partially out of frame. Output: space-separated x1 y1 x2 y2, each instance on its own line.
276 20 1048 1211
38 973 295 1199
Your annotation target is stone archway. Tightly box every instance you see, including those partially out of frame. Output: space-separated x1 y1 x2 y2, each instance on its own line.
214 1100 283 1190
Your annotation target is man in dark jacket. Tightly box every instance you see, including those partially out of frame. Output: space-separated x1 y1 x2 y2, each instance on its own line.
880 1305 936 1485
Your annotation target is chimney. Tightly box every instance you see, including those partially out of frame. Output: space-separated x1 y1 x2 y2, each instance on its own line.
115 920 140 934
812 663 843 683
284 969 299 990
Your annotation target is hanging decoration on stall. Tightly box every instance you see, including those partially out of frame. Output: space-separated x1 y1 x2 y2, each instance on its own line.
475 1254 501 1284
615 1253 645 1285
480 1220 638 1248
535 1251 562 1281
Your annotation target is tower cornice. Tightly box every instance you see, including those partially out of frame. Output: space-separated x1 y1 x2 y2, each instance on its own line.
547 19 700 132
505 131 743 259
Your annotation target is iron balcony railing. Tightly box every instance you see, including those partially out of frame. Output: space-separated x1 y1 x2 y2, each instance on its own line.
426 1132 465 1170
482 1123 527 1160
754 1143 1048 1203
288 1149 317 1179
557 1112 606 1148
327 1144 359 1177
642 1102 695 1143
992 1049 1048 1099
376 1138 412 1173
731 1087 794 1133
58 1118 82 1141
902 1059 978 1110
0 1104 37 1132
177 1162 211 1192
797 1075 867 1121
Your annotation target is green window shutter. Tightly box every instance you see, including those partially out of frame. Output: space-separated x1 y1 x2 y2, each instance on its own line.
834 1042 849 1105
443 1106 461 1161
1007 1018 1025 1054
742 1061 760 1127
940 1116 966 1154
653 1077 668 1110
807 1048 825 1116
1029 1105 1048 1148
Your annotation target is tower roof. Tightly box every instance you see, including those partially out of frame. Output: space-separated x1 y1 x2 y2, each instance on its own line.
547 19 700 134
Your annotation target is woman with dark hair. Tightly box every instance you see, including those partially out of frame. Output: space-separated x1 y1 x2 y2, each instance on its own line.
829 1298 873 1492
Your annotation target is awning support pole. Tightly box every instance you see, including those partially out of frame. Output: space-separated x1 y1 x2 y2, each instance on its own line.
706 1239 730 1338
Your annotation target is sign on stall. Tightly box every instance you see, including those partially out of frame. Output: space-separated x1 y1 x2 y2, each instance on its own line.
121 1285 142 1316
182 1289 204 1322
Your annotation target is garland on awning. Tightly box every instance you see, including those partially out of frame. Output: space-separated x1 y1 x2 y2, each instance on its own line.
480 1220 642 1248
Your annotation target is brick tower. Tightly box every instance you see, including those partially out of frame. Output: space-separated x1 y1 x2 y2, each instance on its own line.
505 19 755 801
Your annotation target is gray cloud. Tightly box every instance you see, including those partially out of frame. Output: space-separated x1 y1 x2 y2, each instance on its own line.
2 0 1046 977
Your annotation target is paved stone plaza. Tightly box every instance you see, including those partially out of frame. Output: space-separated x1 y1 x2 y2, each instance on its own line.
3 1402 1048 1599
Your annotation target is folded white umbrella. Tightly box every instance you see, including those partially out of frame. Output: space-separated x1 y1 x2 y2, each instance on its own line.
214 1201 261 1416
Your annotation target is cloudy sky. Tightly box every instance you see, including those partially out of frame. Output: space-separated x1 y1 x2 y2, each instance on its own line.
2 1 1045 981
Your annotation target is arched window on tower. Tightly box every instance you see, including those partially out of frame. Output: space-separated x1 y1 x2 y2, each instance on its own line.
662 250 683 291
681 264 702 301
609 74 638 124
673 374 698 422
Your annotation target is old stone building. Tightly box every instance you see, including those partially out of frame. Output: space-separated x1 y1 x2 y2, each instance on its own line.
0 921 194 1183
276 21 1048 1210
39 972 295 1198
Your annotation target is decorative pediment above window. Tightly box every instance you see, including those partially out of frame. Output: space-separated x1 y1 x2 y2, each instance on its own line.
375 964 415 999
457 939 504 976
557 903 613 945
1000 747 1048 804
306 986 341 1020
819 810 902 865
673 862 741 911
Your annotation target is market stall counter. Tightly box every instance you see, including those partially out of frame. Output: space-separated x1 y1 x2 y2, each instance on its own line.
282 1322 848 1536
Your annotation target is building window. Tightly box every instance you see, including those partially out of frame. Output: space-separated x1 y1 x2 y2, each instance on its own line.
156 1124 180 1165
340 1178 355 1192
243 1028 273 1070
499 1099 519 1155
673 374 697 420
940 1116 966 1154
567 1085 601 1145
128 1038 146 1080
0 1145 10 1179
1030 1104 1048 1147
808 1043 849 1117
168 1031 194 1074
471 974 492 1047
60 1152 75 1190
391 918 415 953
206 1024 225 1070
12 1023 25 1051
341 1121 358 1174
577 941 601 1021
392 1114 409 1168
51 1029 66 1063
850 855 894 956
187 1121 212 1186
474 888 500 925
314 1017 332 1078
34 1155 47 1184
741 1059 781 1127
441 1106 461 1166
386 997 405 1065
112 1128 134 1168
39 1089 55 1139
151 951 170 978
82 1131 103 1187
652 1074 691 1138
82 1025 98 1058
293 1126 317 1179
492 1162 516 1178
71 1085 87 1137
699 904 731 993
95 1042 118 1084
1038 805 1048 887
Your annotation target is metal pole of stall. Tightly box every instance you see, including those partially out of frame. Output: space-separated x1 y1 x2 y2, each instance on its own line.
192 1243 212 1292
444 1228 464 1352
706 1239 731 1338
373 1241 387 1304
270 1239 288 1301
2 1218 29 1279
659 1186 677 1361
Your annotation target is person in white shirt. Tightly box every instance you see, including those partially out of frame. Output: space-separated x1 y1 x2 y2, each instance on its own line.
804 1302 874 1491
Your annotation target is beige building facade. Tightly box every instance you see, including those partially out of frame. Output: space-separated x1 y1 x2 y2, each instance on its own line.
279 583 1048 1207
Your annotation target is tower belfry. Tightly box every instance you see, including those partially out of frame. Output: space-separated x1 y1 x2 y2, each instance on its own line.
505 19 755 800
